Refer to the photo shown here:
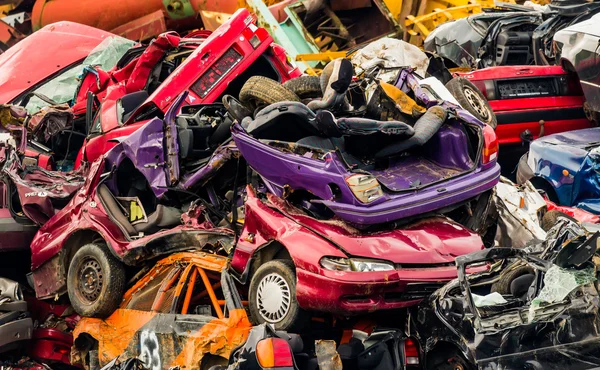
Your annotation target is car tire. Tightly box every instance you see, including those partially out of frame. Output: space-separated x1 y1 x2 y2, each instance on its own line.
283 76 323 99
67 243 126 318
249 260 308 332
541 210 578 232
240 76 300 110
445 77 497 129
490 264 534 295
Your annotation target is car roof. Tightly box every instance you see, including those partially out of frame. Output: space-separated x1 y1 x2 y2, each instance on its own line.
537 127 600 147
0 21 116 104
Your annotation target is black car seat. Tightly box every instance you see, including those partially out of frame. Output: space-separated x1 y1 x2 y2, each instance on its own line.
243 102 415 145
307 58 353 112
242 101 321 142
97 185 181 236
375 105 447 158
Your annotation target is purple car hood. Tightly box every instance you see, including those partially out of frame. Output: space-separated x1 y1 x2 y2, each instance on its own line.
267 193 484 264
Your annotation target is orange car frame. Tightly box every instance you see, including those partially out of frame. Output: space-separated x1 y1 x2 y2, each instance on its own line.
71 252 252 370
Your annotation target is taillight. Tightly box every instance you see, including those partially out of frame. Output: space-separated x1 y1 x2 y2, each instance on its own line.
404 338 420 366
256 338 294 368
482 124 499 165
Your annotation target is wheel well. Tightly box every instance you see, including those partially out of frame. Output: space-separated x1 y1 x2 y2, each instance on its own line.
249 241 293 279
62 230 105 271
529 177 559 203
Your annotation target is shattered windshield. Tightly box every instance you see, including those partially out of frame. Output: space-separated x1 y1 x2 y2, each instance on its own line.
24 36 135 114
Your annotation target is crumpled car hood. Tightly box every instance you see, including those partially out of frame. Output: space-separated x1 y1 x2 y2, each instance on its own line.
0 21 114 104
267 193 484 264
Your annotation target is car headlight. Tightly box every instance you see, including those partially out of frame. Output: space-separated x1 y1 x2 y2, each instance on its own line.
345 174 383 203
320 257 395 272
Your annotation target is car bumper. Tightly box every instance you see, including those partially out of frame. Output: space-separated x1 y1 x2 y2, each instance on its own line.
295 266 461 315
516 153 534 185
320 163 501 226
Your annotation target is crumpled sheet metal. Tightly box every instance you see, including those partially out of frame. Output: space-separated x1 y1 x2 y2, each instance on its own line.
171 309 252 368
351 37 429 78
180 142 241 189
3 149 86 225
546 199 600 224
73 254 251 369
106 117 170 199
494 177 547 249
74 306 250 369
27 104 73 142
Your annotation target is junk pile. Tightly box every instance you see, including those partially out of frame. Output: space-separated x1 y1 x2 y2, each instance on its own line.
2 2 600 370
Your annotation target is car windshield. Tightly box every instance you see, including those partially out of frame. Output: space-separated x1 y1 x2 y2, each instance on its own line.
24 36 135 114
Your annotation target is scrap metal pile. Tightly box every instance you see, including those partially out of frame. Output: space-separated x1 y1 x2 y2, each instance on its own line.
2 1 600 370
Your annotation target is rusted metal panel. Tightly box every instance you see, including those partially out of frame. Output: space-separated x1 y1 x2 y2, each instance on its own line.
110 10 167 42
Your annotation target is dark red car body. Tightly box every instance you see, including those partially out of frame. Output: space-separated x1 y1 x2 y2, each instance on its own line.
74 8 300 168
229 188 484 315
29 156 235 299
456 65 592 146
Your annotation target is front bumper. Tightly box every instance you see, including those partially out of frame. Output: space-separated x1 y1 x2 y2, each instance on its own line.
295 265 461 315
321 163 501 226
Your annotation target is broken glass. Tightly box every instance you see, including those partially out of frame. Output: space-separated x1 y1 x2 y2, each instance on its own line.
24 36 135 114
529 265 596 319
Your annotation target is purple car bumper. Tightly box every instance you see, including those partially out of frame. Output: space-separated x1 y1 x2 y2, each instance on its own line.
232 124 500 226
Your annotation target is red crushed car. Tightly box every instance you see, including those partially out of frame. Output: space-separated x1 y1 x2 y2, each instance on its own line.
71 8 300 170
456 65 592 146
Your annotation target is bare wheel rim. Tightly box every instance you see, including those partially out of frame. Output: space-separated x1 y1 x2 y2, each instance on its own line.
256 272 291 323
77 257 104 304
464 87 490 122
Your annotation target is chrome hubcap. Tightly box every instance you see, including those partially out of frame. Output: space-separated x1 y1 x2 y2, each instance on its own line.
464 87 490 122
256 273 291 323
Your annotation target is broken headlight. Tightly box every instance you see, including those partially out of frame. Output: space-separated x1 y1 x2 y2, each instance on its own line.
345 174 383 203
320 257 395 272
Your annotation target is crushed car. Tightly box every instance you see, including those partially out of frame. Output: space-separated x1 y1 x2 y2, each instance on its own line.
29 78 489 338
28 94 238 318
409 219 600 369
232 60 501 227
516 127 600 215
71 253 252 370
424 10 543 69
554 10 600 124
